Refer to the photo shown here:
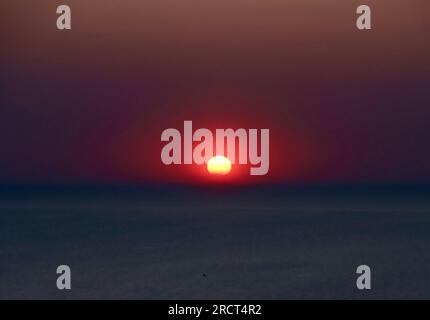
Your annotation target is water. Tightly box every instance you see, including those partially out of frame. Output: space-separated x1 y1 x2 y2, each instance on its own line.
1 185 429 299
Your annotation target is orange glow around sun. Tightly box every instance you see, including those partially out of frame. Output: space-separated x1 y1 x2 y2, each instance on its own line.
207 156 232 175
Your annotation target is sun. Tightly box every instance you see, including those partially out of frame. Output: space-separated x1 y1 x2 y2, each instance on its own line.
207 155 232 175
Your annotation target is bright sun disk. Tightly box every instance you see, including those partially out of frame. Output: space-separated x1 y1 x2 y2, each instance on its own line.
207 156 232 175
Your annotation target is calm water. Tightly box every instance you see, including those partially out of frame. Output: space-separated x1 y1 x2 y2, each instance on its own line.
1 185 429 299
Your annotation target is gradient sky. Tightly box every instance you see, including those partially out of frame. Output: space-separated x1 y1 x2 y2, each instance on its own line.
1 0 429 184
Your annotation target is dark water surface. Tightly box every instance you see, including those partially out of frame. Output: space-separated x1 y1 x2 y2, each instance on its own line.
1 185 429 299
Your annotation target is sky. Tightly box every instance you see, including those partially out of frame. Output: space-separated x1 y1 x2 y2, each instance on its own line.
0 0 429 184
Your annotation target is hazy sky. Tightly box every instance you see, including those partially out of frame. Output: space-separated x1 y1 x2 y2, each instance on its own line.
1 1 429 184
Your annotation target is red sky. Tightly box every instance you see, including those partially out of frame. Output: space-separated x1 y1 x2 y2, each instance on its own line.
1 0 429 184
